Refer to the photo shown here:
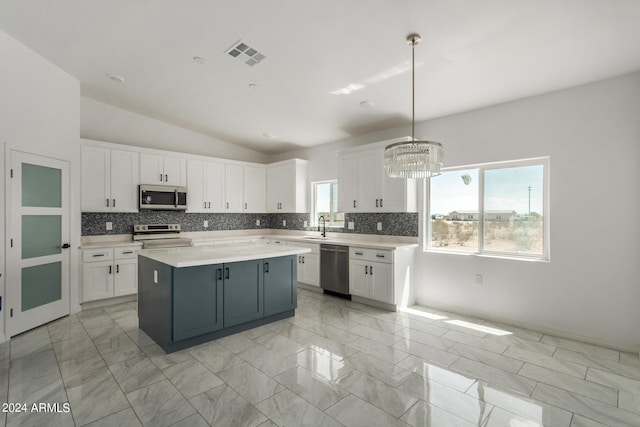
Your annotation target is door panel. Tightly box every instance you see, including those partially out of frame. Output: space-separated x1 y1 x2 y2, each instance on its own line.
264 256 296 316
8 151 70 336
223 260 263 327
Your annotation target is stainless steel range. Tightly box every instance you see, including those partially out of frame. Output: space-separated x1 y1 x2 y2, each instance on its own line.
133 224 193 249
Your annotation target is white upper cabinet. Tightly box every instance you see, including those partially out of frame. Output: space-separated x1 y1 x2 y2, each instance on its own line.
81 145 139 212
140 153 186 186
337 145 416 213
267 159 308 213
187 159 224 212
224 164 243 212
243 165 266 213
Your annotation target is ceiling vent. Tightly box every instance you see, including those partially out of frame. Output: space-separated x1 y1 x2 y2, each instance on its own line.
225 40 267 67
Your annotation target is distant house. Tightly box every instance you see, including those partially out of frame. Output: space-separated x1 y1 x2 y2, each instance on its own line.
485 210 518 221
447 210 517 221
448 210 478 221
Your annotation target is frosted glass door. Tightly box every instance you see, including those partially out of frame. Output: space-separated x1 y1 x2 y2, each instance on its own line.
8 151 70 337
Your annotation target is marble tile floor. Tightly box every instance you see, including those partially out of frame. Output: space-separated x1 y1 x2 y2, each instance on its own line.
1 289 639 426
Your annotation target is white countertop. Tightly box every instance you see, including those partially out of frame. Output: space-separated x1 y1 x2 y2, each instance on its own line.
266 234 418 250
138 243 312 268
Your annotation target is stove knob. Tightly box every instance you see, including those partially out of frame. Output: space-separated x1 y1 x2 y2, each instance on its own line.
143 225 148 230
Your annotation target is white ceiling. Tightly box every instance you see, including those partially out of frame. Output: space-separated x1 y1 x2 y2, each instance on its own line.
2 1 640 154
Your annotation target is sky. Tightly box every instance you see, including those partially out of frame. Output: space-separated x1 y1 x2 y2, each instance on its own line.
430 165 544 216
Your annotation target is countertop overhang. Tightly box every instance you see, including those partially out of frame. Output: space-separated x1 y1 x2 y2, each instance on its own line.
138 243 312 268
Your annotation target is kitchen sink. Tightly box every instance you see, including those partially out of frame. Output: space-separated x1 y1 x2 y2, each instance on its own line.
302 236 329 240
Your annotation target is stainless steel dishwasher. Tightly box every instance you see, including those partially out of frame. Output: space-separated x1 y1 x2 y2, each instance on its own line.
320 244 350 297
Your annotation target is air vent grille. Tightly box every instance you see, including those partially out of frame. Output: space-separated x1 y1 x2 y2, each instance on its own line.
225 40 267 67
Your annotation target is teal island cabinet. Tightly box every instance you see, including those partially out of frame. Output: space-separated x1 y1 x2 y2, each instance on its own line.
137 243 309 353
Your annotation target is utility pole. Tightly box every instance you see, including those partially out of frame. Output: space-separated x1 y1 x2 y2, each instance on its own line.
528 185 532 216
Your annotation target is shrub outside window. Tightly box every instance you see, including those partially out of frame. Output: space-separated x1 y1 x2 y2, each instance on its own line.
312 180 344 227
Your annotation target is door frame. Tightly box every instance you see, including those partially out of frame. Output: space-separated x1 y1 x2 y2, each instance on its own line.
5 150 71 337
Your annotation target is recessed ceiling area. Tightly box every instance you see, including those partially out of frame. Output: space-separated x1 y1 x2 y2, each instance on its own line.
1 0 639 155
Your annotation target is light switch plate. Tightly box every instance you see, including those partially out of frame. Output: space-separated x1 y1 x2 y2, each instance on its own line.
348 221 355 230
283 220 287 227
203 220 208 228
377 222 382 231
303 220 308 228
256 219 260 226
106 222 113 231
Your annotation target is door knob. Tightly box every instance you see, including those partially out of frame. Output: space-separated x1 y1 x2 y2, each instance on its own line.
60 243 71 249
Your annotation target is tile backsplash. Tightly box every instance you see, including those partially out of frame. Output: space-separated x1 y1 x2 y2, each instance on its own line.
81 211 418 237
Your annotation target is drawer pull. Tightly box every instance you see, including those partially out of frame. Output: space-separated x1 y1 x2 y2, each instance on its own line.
376 254 386 258
355 252 363 255
92 253 105 257
122 251 134 254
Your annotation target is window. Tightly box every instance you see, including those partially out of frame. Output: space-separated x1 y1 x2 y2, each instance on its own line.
427 158 548 260
312 180 344 227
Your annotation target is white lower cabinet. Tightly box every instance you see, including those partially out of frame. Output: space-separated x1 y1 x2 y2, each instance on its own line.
294 242 320 287
82 246 139 302
349 247 394 305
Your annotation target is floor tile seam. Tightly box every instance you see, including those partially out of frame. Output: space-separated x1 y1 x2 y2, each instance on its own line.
106 360 169 396
272 368 350 412
555 353 640 380
50 333 81 427
452 356 537 397
504 353 590 380
532 383 639 425
540 336 621 362
124 378 197 427
519 367 620 407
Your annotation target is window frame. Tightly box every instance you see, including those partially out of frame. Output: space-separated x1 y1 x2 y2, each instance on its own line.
311 179 344 228
425 157 550 261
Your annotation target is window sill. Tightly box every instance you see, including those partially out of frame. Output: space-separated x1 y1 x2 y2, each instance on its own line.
424 248 549 263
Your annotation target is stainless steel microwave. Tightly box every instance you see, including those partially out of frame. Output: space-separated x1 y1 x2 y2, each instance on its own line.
139 185 187 210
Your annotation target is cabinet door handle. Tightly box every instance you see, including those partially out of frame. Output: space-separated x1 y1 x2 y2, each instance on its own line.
353 200 356 208
226 202 229 209
92 253 105 257
160 173 163 182
208 202 211 209
355 252 363 256
108 265 112 274
122 251 133 254
265 262 269 273
376 254 385 258
365 265 368 274
217 268 223 281
225 267 230 279
298 256 301 263
370 265 373 275
116 264 120 274
204 202 207 209
244 202 247 210
380 198 383 207
113 199 116 207
165 174 168 182
302 256 305 264
376 199 379 208
106 198 110 207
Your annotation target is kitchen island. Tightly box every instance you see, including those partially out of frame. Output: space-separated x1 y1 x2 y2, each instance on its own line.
137 243 311 353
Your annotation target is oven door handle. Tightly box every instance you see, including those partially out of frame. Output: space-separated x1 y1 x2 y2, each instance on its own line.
174 189 178 208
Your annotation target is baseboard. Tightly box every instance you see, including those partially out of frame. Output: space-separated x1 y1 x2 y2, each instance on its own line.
416 298 637 354
80 294 137 311
351 295 396 312
296 283 323 293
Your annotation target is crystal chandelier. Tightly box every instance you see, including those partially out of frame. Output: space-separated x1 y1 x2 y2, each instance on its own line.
384 33 444 179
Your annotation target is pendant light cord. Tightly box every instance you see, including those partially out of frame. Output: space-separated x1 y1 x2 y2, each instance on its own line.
411 37 415 141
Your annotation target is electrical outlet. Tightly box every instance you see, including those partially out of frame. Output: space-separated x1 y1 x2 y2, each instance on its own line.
475 274 483 285
348 221 355 230
303 220 308 228
376 222 382 231
203 220 208 228
283 220 287 227
256 219 260 226
153 270 158 284
106 222 113 231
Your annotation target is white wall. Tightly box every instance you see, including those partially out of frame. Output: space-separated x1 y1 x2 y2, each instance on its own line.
283 72 640 352
81 97 269 164
0 29 82 340
413 72 640 352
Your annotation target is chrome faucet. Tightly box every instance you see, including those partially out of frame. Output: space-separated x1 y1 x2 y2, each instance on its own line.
318 215 326 238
